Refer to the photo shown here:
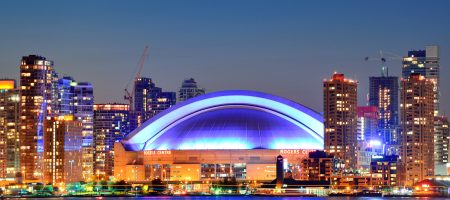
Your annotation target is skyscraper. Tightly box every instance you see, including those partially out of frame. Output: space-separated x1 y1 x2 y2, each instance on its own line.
131 77 155 130
57 77 75 116
402 45 440 116
369 72 399 146
323 73 358 169
43 116 83 184
357 106 379 142
399 74 434 186
434 116 449 175
72 82 94 181
178 78 205 102
131 77 176 130
0 79 20 179
55 77 94 181
134 77 155 119
148 87 176 118
19 55 56 181
93 104 130 180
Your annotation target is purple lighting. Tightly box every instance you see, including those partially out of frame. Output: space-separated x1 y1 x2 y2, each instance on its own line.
122 90 324 151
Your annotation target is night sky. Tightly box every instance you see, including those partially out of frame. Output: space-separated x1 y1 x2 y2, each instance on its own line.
1 0 450 114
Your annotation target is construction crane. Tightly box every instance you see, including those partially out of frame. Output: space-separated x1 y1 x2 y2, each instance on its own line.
364 50 401 77
124 46 149 110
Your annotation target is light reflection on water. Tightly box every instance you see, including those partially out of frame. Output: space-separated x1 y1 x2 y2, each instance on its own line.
13 197 446 200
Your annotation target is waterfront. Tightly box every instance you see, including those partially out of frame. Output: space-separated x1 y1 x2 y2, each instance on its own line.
4 197 448 200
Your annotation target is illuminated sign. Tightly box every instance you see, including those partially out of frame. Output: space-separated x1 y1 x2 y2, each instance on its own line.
279 149 314 155
372 155 384 159
0 80 15 90
144 150 172 156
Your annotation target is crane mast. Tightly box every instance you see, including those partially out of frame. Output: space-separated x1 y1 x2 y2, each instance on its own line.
124 46 149 110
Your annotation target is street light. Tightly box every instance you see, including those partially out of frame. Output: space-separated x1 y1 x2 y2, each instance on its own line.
69 160 74 182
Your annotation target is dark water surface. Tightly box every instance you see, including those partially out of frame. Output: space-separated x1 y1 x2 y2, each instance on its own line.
6 197 449 200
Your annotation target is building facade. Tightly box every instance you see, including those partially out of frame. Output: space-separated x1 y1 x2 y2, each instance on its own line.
400 74 434 186
116 90 324 182
178 78 205 102
323 73 358 170
19 55 56 181
93 104 130 180
148 88 176 118
357 106 379 142
299 151 334 181
357 141 382 172
0 80 20 179
72 82 94 181
369 75 399 146
434 116 449 175
134 77 155 122
402 46 439 116
57 77 75 116
370 155 398 188
43 116 83 184
131 77 176 131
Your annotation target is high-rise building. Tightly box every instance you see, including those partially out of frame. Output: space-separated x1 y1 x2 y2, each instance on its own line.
55 76 95 181
131 77 176 131
72 82 94 181
148 87 176 118
93 104 129 180
134 77 155 119
357 106 379 142
19 55 56 181
369 73 399 146
178 78 205 102
50 71 60 117
130 77 155 131
43 116 83 184
402 45 440 116
434 116 449 175
57 77 75 116
356 106 382 171
399 74 434 186
0 79 20 179
323 73 358 170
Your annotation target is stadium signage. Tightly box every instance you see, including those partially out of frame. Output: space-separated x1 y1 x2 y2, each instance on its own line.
144 150 172 155
279 149 313 155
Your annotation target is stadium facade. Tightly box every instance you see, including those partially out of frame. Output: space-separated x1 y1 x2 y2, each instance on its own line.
114 90 324 182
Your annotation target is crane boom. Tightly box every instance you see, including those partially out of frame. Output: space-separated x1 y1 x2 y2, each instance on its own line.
124 46 149 110
364 50 401 77
136 46 149 80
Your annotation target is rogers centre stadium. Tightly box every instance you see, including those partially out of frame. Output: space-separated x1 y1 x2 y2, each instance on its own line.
114 90 324 182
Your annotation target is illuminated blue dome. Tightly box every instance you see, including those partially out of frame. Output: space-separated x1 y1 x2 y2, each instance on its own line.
122 90 324 151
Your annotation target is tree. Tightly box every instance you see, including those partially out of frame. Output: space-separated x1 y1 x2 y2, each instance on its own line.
214 177 239 194
150 178 167 193
113 180 131 193
100 180 108 191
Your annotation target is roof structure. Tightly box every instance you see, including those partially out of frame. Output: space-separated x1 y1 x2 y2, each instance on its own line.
122 90 324 151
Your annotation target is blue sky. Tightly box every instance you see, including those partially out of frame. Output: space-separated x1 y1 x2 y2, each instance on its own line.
1 0 450 114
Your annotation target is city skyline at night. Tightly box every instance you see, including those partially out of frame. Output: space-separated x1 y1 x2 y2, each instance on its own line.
2 0 450 196
1 1 450 115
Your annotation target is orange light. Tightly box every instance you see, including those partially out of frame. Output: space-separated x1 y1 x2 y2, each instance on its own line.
63 115 74 121
0 80 15 90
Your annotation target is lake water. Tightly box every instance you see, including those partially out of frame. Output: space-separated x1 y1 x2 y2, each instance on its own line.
7 197 447 200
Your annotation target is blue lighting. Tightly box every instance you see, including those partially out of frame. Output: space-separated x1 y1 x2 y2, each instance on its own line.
122 90 324 151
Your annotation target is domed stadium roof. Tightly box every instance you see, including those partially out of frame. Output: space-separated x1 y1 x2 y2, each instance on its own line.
122 90 324 151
